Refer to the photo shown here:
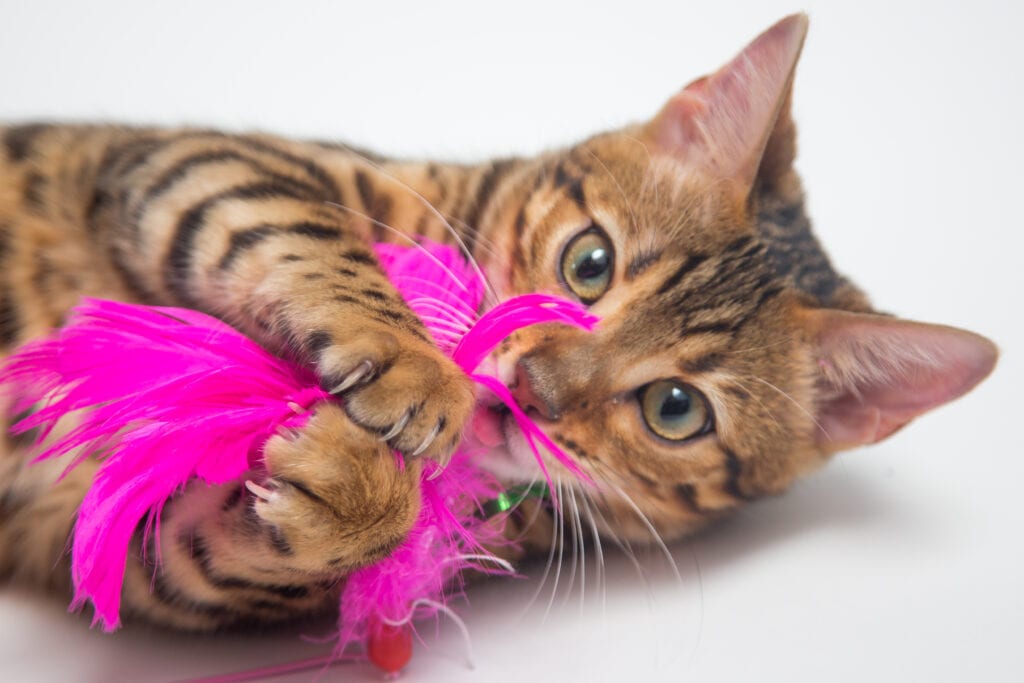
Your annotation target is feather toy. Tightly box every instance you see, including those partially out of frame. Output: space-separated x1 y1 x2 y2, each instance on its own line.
1 239 597 675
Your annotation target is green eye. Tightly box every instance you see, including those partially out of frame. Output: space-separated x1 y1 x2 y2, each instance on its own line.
639 380 712 442
560 227 614 304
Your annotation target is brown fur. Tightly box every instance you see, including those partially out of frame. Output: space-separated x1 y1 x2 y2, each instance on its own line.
0 16 995 631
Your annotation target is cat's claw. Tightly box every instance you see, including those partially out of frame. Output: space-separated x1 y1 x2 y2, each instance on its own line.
329 359 374 395
381 409 412 442
245 479 279 502
411 420 443 458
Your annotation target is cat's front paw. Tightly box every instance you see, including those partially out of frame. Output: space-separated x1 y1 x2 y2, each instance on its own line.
251 403 422 572
312 327 474 464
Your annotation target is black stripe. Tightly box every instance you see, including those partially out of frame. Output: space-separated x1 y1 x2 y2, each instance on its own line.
722 448 752 500
215 218 344 271
221 487 243 512
84 187 115 235
237 135 341 202
0 286 20 346
462 159 515 255
626 249 663 280
360 288 388 301
32 253 54 293
511 205 528 270
217 226 277 270
552 160 587 209
673 484 703 514
140 149 321 210
267 526 294 556
353 169 393 239
681 320 738 337
305 330 333 357
150 568 242 620
340 249 377 266
354 170 376 211
681 353 726 374
3 124 51 162
290 222 341 240
0 488 27 522
278 477 330 509
723 234 756 254
657 252 710 295
23 172 47 211
0 221 9 260
97 134 170 180
186 532 305 597
164 183 312 301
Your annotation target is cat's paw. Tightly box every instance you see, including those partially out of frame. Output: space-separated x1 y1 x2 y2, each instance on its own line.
312 327 474 464
250 403 422 572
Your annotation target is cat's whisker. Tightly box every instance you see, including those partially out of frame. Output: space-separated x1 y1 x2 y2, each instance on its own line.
604 481 684 592
325 152 501 308
447 216 502 262
519 477 563 619
727 336 797 356
542 478 568 623
584 148 639 234
567 483 587 613
406 298 478 327
585 483 652 597
413 315 471 334
322 201 473 297
558 480 581 610
577 489 607 615
748 375 829 438
727 376 785 432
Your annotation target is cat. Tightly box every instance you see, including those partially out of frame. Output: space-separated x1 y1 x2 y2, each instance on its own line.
0 14 997 631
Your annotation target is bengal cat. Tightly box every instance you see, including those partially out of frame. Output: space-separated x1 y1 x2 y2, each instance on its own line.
0 15 997 631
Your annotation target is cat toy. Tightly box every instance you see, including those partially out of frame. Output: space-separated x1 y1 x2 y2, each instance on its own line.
2 239 597 676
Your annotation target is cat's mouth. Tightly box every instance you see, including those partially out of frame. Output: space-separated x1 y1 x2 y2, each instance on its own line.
468 399 550 483
470 402 511 449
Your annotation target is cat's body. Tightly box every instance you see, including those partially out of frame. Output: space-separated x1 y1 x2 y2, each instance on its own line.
0 16 996 632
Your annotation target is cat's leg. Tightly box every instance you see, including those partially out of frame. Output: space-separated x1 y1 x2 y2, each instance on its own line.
119 403 423 630
84 132 475 627
0 401 423 630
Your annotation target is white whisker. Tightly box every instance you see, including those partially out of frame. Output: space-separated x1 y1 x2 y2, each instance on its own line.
577 490 607 615
605 481 684 589
749 375 828 437
543 479 567 622
326 152 500 308
323 201 473 297
568 484 587 613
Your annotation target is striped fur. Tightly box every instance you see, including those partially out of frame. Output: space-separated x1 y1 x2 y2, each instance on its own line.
0 18 991 632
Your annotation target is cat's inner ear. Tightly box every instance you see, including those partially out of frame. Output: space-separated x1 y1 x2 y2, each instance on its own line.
643 13 808 200
799 309 998 451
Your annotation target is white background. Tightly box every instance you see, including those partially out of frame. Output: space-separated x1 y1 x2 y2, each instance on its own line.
1 1 1022 681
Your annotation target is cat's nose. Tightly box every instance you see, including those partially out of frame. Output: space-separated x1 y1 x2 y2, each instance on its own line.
511 356 561 421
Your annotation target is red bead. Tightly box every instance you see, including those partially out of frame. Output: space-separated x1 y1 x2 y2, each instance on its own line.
367 623 414 676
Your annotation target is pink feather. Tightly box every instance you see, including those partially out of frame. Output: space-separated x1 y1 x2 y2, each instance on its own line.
0 238 598 667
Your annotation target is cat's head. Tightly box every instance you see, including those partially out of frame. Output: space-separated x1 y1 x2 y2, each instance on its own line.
474 14 997 541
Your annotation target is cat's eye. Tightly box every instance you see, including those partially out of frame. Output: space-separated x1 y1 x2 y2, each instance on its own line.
559 227 614 304
639 380 712 442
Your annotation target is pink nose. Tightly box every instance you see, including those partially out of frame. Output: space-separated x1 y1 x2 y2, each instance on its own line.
511 357 560 421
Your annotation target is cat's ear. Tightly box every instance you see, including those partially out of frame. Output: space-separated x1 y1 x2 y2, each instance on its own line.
643 14 808 200
799 309 998 451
